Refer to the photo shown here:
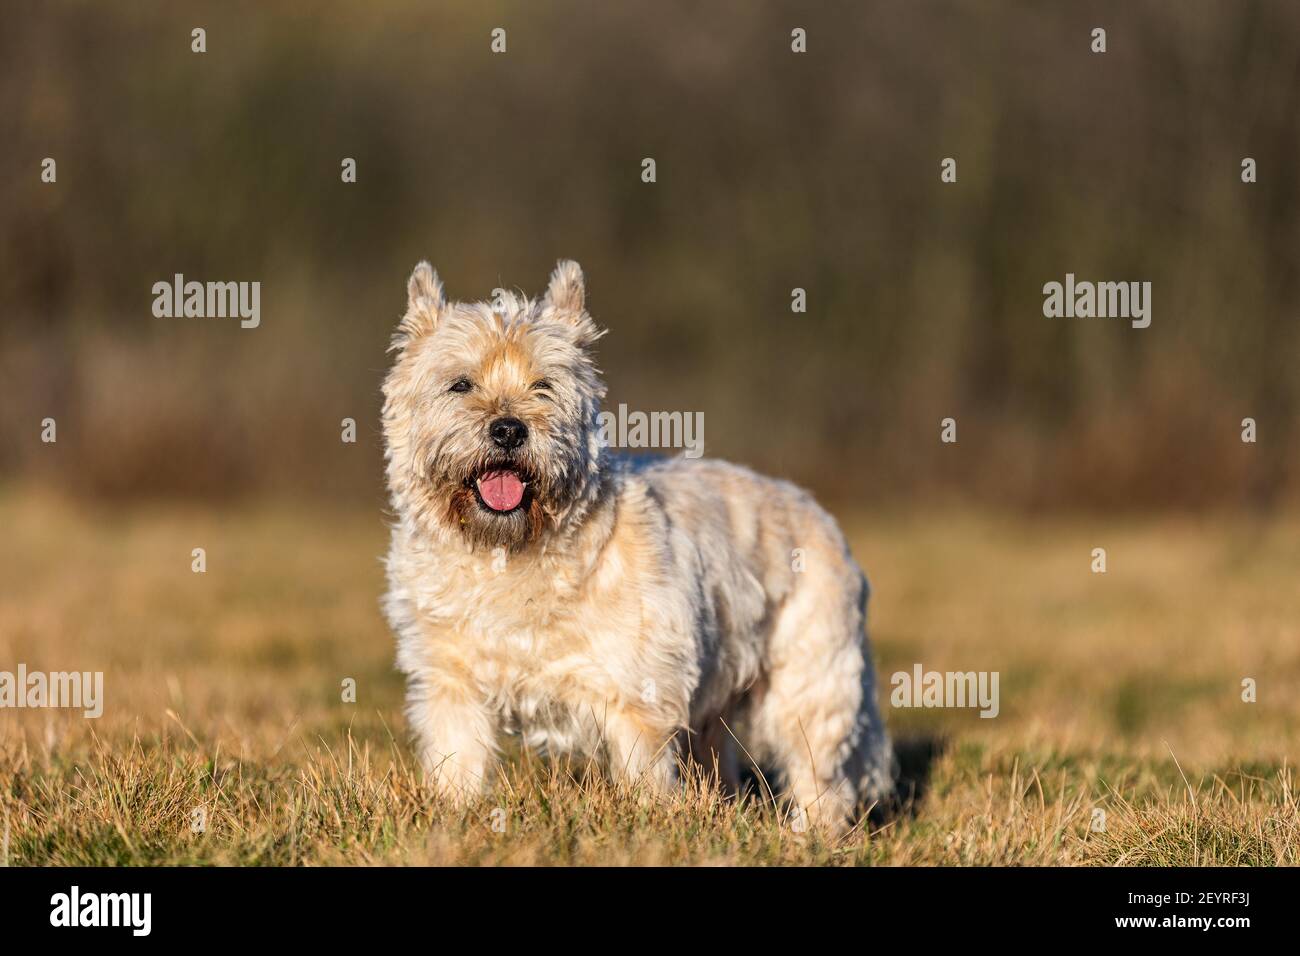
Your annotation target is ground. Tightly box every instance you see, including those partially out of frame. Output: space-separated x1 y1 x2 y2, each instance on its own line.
1 485 1297 865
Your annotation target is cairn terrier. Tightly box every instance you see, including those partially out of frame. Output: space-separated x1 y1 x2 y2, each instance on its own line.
382 260 894 832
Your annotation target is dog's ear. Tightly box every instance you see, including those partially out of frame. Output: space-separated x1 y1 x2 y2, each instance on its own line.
544 260 585 313
541 260 604 346
391 261 444 351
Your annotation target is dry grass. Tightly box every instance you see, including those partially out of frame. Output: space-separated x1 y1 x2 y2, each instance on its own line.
1 484 1298 865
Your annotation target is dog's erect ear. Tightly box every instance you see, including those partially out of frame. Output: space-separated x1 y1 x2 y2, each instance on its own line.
391 261 444 350
540 259 604 346
543 260 585 314
407 261 444 314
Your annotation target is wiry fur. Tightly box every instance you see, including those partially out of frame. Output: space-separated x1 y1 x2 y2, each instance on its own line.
382 260 894 833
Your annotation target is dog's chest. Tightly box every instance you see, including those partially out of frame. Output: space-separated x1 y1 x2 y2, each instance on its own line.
438 569 622 752
388 515 672 755
409 550 624 695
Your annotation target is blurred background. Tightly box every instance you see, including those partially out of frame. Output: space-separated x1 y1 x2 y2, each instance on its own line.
3 1 1300 867
2 0 1298 511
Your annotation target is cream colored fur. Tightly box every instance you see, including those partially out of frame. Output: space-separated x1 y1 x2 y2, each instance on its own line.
382 260 894 833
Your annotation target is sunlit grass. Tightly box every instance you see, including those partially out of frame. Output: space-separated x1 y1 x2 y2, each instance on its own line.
2 487 1298 865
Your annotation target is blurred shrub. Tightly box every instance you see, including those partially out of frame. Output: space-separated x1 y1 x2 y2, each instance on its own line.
2 0 1297 508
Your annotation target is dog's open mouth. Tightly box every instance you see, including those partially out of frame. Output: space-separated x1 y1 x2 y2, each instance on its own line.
473 467 528 513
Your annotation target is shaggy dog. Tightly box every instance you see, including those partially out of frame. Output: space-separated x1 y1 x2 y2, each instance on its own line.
381 261 894 833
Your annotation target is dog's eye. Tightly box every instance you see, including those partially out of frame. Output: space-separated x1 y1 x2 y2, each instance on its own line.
532 379 551 391
449 378 473 393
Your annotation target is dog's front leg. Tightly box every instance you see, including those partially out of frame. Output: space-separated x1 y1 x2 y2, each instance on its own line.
599 708 680 795
406 676 499 802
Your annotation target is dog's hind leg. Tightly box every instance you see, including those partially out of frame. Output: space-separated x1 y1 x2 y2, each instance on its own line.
746 568 893 834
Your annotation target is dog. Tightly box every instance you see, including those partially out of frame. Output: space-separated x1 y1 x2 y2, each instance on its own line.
381 260 894 833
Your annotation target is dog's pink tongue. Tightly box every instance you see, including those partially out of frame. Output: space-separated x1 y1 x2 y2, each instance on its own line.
476 470 525 511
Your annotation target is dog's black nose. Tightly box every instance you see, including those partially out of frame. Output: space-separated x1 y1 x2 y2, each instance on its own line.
490 417 528 450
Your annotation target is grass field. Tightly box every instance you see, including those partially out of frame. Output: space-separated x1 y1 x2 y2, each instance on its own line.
1 485 1297 866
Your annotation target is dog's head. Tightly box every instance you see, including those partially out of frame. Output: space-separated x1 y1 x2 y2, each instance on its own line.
382 260 607 549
